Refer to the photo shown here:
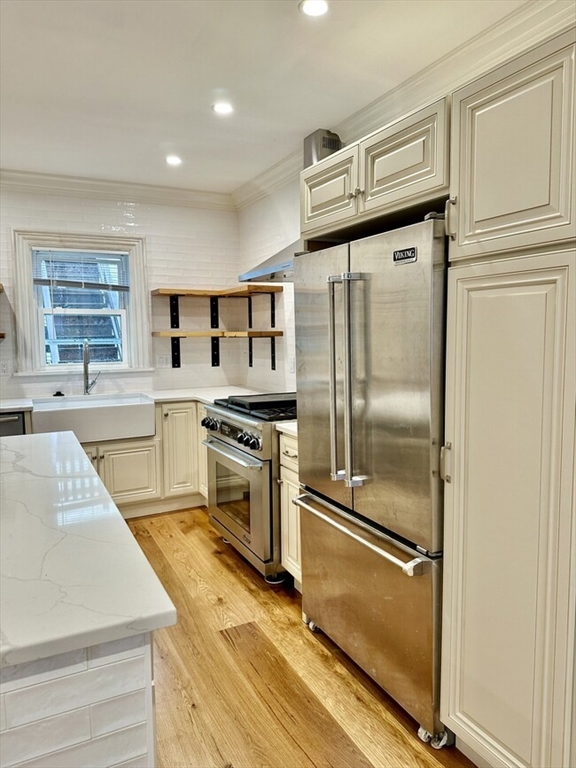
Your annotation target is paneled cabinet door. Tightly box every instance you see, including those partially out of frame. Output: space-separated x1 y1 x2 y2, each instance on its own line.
197 403 208 499
99 439 161 504
162 402 199 497
359 98 449 216
441 250 575 767
301 145 358 234
448 29 575 261
280 466 301 584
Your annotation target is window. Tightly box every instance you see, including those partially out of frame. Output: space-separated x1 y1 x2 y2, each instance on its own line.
14 231 150 374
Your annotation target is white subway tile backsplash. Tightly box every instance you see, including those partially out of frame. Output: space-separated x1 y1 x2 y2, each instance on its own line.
5 655 147 728
0 694 6 731
12 722 149 768
89 689 147 737
0 649 87 693
0 706 91 766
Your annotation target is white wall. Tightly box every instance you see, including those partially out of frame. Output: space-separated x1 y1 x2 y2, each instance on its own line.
0 186 288 399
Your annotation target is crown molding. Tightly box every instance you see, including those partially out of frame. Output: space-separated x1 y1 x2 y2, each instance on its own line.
0 170 236 212
336 0 576 144
232 152 302 210
232 0 575 208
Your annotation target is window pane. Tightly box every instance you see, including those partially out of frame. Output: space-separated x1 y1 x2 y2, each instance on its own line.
43 314 124 365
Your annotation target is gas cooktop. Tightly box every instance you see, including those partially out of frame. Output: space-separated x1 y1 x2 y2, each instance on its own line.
213 392 297 422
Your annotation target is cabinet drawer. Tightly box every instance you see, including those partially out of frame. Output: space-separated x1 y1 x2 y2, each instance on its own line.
279 434 299 473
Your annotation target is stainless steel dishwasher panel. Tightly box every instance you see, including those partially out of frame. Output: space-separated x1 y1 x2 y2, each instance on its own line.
296 492 442 735
0 412 26 437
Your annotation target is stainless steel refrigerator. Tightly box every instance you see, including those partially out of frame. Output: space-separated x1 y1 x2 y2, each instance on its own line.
293 218 449 745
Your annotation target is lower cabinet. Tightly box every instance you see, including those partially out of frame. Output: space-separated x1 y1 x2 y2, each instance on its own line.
83 438 161 504
441 249 575 767
279 433 301 585
161 401 199 497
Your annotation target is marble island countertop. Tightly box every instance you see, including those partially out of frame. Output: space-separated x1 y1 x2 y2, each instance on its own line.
0 431 176 668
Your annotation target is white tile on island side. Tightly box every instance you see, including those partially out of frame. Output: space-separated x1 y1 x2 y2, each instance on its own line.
89 689 147 738
109 753 150 768
0 706 91 767
4 655 147 728
12 722 149 768
88 634 145 668
0 649 87 693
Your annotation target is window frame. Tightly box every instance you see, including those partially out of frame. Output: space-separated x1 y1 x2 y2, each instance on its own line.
13 230 151 374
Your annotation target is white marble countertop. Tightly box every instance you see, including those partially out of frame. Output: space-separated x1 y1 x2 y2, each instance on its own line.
0 431 176 668
276 421 297 438
0 387 263 416
0 399 33 413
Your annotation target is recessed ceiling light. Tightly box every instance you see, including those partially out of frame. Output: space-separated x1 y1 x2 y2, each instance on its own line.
299 0 329 16
166 155 182 166
212 102 234 115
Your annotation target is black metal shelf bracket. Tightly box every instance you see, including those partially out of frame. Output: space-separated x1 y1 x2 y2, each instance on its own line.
211 337 220 367
210 297 219 329
170 295 180 329
271 294 276 328
271 337 276 370
171 337 181 368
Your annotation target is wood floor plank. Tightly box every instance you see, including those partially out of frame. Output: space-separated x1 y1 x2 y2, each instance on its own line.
220 621 374 768
128 509 476 768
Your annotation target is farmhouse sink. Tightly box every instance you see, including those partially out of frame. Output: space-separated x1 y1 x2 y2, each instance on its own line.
31 393 155 443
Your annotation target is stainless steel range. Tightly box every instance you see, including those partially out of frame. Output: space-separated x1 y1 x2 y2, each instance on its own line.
202 393 297 582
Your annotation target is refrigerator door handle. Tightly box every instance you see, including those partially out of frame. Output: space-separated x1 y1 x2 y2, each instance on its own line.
327 275 345 482
342 272 367 488
294 494 427 577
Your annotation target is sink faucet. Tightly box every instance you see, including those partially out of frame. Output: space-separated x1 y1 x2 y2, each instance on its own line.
82 339 100 395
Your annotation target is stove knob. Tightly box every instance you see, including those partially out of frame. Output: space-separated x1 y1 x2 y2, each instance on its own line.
200 417 210 428
236 431 246 444
242 433 252 446
209 418 220 431
249 436 261 450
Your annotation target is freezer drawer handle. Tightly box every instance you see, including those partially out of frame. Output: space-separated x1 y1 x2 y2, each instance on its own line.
327 274 345 482
0 416 20 423
293 495 427 577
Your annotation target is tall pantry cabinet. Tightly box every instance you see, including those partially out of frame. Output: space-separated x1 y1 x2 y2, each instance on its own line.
441 28 575 768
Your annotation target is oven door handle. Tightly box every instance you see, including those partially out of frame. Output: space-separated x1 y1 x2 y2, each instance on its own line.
203 439 263 471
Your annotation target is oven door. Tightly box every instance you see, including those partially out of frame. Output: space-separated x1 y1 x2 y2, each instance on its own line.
205 438 271 561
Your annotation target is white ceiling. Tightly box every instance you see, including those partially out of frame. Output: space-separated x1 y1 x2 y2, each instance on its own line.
0 0 531 195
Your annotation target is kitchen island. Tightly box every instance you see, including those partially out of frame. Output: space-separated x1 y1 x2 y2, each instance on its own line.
0 431 176 768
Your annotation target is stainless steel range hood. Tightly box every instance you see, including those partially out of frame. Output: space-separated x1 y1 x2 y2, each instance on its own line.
238 241 305 283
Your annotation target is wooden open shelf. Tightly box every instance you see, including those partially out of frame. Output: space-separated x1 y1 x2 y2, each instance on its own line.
151 286 282 298
151 285 283 369
152 330 283 338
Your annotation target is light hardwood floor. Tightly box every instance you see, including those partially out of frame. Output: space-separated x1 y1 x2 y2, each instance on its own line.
128 508 475 768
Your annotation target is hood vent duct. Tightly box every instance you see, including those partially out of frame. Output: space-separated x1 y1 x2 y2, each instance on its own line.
238 241 305 283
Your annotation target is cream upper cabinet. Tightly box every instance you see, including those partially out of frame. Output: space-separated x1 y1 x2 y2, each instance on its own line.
448 29 575 261
197 402 208 499
441 249 575 767
301 146 358 234
161 401 199 498
359 98 449 216
85 438 161 505
301 99 449 237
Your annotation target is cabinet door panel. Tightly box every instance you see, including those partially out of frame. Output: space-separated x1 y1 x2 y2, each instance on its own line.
280 466 301 583
162 402 198 497
197 403 208 499
450 31 575 260
441 250 575 766
360 98 449 214
100 440 161 503
300 146 358 234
